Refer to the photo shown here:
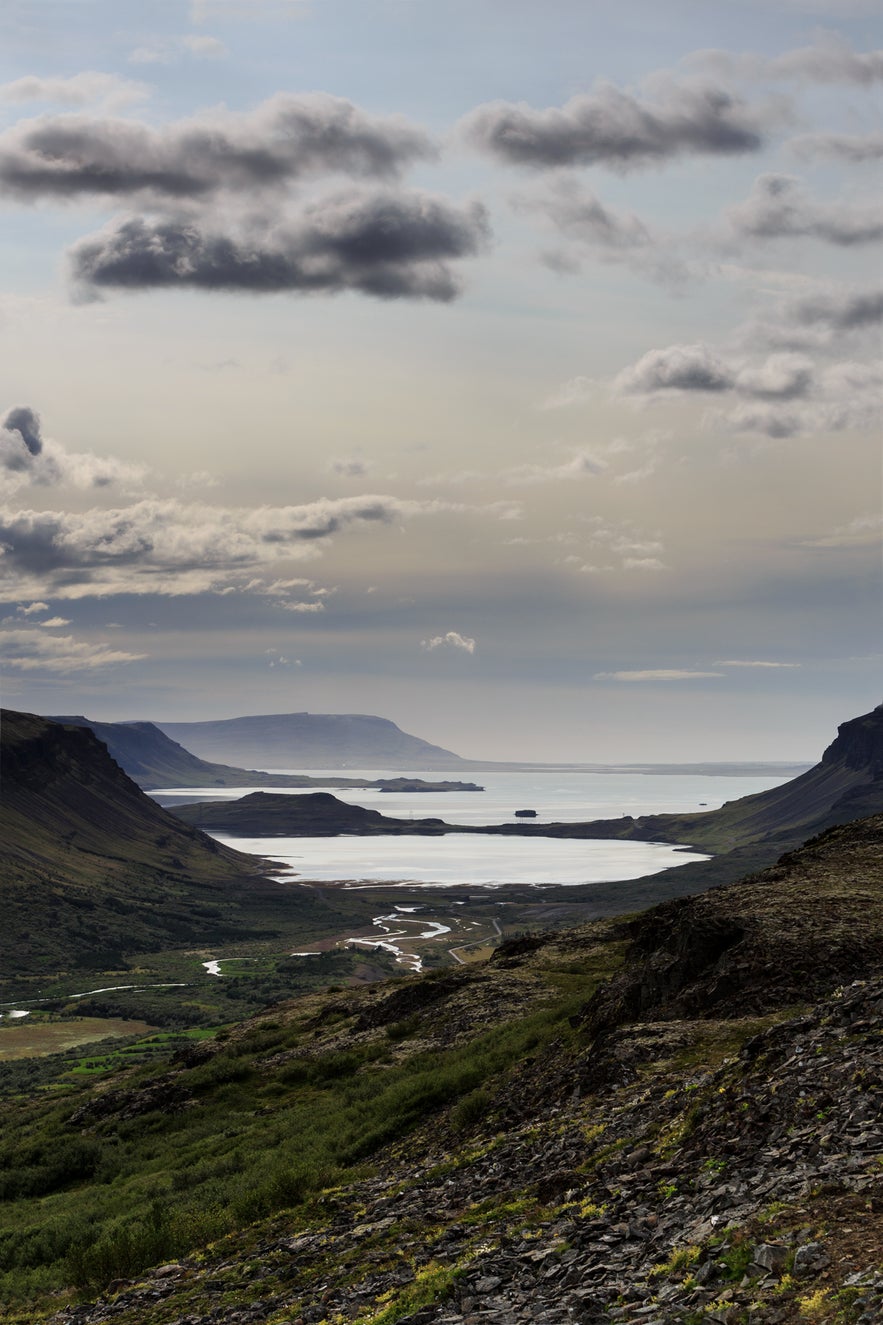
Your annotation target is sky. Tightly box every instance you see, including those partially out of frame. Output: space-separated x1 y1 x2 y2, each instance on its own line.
0 0 880 763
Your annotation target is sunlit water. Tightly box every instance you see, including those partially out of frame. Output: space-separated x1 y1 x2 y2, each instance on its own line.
209 831 711 887
152 766 790 888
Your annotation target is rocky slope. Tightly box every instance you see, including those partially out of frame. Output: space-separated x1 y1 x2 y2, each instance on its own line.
157 712 466 770
10 812 880 1325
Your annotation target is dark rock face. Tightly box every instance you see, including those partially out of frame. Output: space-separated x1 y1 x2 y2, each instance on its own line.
821 703 883 774
580 814 883 1039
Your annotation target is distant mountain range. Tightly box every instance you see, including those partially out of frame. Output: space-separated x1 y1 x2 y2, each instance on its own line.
49 714 479 792
156 712 466 769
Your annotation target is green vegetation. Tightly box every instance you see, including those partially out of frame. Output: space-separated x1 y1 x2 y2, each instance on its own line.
0 939 616 1314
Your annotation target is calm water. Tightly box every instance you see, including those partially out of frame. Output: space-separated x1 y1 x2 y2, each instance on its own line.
209 831 710 887
155 767 789 825
153 766 790 889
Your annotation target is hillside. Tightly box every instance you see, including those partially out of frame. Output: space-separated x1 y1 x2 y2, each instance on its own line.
2 813 881 1324
172 789 452 835
157 711 467 769
47 714 324 790
49 715 481 793
0 711 352 984
551 704 880 879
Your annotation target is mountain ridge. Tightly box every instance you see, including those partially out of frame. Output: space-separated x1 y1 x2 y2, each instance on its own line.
155 711 467 769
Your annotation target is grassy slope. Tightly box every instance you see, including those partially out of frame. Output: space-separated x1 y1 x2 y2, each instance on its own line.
0 712 369 986
1 813 881 1320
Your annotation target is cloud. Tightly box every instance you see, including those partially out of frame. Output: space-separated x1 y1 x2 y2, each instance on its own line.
3 405 43 457
801 513 883 548
593 669 724 681
622 557 666 571
733 353 813 401
70 192 490 302
421 631 476 654
714 659 801 668
518 178 652 249
788 287 883 333
15 600 48 615
0 493 512 600
0 95 434 204
460 79 768 170
514 177 691 284
0 73 150 111
505 450 606 485
0 628 146 672
614 335 881 437
0 404 145 492
331 457 369 477
726 174 883 246
691 34 883 85
614 344 735 395
129 35 228 64
40 616 72 627
789 131 883 163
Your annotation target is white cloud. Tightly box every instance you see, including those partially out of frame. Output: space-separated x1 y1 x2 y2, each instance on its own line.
714 659 801 668
0 493 515 601
0 73 149 111
40 616 71 627
0 629 146 672
622 557 667 571
801 513 883 548
421 631 476 654
129 35 228 64
594 669 724 681
505 451 606 485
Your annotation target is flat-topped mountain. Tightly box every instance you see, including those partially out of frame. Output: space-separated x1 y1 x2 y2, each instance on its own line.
156 711 466 769
49 715 480 793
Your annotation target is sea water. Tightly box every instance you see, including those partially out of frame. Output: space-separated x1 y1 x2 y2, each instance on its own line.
152 767 791 889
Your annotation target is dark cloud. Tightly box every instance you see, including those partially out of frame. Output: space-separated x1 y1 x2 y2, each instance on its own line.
460 81 766 170
615 344 735 395
615 338 879 438
791 287 883 332
790 131 883 163
0 95 434 203
69 191 490 301
2 405 42 456
727 174 883 246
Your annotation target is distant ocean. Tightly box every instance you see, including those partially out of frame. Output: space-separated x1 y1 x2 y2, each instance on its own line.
153 766 790 889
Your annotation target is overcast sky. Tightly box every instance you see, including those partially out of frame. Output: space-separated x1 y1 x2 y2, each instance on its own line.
0 0 880 762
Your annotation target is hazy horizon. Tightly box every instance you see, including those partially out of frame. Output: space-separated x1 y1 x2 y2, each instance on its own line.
0 1 880 764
